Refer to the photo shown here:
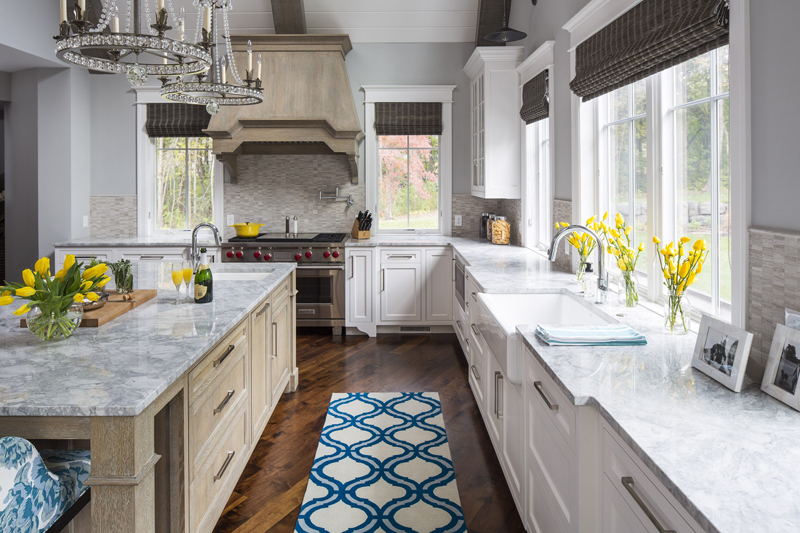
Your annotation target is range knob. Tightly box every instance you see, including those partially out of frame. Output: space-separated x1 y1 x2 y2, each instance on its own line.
305 251 313 259
323 251 330 259
226 251 234 259
332 251 340 259
254 251 261 259
235 251 243 259
264 254 272 262
294 254 302 261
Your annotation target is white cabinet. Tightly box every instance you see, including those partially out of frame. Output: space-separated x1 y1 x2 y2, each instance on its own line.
425 248 453 322
464 47 524 199
346 249 373 325
502 379 525 510
486 348 504 448
54 245 221 265
380 250 422 322
116 247 189 262
602 476 648 533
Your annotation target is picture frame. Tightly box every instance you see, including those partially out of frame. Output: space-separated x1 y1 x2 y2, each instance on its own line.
761 324 800 411
692 314 753 392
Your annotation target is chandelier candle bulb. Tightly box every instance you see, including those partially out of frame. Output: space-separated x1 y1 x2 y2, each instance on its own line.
158 0 164 12
60 0 67 24
221 56 227 84
247 40 253 72
78 0 85 14
257 53 262 80
203 6 211 32
110 4 120 33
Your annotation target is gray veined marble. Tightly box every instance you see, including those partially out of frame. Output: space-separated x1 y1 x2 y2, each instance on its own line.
0 262 295 417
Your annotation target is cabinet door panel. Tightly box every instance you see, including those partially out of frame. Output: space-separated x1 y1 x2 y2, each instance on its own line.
380 265 421 322
250 299 272 440
527 453 568 533
270 295 291 406
425 248 454 322
502 381 525 509
347 250 372 324
602 476 647 533
486 353 503 450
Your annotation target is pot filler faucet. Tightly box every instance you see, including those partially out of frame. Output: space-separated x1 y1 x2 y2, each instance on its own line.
191 223 222 272
548 224 609 304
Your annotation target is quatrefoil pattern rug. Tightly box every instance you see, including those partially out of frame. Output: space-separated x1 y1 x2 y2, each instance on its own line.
294 392 467 533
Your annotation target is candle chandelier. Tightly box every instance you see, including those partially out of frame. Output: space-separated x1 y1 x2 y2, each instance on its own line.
160 0 264 115
55 0 212 86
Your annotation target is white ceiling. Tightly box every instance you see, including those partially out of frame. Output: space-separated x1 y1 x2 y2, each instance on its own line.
169 0 479 43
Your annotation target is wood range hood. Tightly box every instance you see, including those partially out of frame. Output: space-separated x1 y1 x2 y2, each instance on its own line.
205 35 365 184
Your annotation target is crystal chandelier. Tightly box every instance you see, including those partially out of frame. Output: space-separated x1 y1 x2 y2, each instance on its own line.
160 0 263 115
54 0 212 86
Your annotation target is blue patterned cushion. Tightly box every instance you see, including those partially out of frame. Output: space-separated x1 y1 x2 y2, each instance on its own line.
0 437 91 532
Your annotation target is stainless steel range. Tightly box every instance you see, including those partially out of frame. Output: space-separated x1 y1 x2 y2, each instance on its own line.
222 233 347 331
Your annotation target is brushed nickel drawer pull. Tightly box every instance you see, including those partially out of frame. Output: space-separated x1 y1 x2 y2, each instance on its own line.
471 324 481 337
533 381 558 412
255 303 270 318
456 320 463 332
213 451 235 482
471 292 478 302
213 390 235 415
465 337 470 348
388 255 414 260
214 345 236 368
272 323 278 358
470 364 480 381
494 371 503 420
621 477 676 533
139 255 165 260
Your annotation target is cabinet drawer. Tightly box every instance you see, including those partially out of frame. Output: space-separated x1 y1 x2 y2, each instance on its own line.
272 275 292 306
189 320 248 404
603 429 694 533
526 350 577 453
464 275 481 319
190 402 249 532
469 323 487 410
380 249 421 263
189 347 247 478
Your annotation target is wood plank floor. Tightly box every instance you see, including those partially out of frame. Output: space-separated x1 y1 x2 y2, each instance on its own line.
213 333 526 533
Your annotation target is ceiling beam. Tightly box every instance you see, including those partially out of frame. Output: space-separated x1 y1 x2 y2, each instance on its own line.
270 0 307 34
475 0 508 47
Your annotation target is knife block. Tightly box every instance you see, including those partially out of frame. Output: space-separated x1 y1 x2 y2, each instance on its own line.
351 219 371 240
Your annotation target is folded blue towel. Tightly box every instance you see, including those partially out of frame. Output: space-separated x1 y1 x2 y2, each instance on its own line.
535 324 647 346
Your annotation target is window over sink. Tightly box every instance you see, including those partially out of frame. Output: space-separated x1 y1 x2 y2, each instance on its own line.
155 137 216 231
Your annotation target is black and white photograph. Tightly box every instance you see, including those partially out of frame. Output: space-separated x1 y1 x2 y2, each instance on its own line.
692 315 753 392
763 325 800 411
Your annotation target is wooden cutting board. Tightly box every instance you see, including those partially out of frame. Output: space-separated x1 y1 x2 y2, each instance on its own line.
20 289 157 328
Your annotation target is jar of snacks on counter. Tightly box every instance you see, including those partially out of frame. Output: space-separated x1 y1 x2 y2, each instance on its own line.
491 216 511 245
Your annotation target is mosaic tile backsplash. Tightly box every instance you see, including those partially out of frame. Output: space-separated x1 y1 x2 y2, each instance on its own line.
90 196 137 238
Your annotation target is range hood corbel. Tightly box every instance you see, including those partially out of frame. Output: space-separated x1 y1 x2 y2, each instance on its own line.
205 35 365 184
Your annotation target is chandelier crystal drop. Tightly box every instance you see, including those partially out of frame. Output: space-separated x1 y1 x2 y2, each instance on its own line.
54 0 212 86
160 0 263 115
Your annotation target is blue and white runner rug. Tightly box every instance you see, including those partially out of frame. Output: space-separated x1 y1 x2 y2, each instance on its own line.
295 392 467 533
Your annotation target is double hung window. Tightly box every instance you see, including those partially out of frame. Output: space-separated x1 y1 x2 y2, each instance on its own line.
155 137 216 231
524 118 551 251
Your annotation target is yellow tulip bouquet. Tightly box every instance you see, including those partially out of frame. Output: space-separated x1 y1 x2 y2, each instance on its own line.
654 236 708 334
0 255 110 340
606 213 644 307
556 221 597 282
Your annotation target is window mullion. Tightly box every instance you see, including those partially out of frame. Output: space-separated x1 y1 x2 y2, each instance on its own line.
710 52 721 315
184 140 190 230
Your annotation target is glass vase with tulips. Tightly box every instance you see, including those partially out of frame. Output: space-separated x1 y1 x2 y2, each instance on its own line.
605 213 643 307
0 255 110 341
654 236 708 334
557 221 597 284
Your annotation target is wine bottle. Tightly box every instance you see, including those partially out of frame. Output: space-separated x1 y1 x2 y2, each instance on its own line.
194 248 213 304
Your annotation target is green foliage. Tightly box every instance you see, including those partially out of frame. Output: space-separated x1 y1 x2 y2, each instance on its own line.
156 137 215 230
379 135 440 229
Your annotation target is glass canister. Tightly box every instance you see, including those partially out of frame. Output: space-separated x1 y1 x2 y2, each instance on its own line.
480 213 490 240
485 215 496 241
491 216 511 245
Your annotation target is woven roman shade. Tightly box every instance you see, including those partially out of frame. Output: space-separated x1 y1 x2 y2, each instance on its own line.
145 104 210 138
520 70 549 125
375 102 443 136
570 0 730 102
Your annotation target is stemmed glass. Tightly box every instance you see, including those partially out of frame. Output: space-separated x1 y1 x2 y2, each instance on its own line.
182 261 194 303
170 263 183 304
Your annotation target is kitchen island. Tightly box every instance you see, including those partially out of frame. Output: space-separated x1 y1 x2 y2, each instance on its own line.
0 262 298 532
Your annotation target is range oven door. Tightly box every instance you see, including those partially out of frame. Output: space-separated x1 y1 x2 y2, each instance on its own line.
295 265 345 326
454 259 466 312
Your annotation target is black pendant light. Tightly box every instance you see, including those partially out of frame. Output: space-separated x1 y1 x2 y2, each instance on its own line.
484 0 528 44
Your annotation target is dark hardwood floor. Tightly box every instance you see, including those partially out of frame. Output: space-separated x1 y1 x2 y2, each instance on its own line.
213 332 526 533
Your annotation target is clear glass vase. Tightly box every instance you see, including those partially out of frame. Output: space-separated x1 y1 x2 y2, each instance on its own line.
617 272 639 307
664 290 691 335
26 303 84 341
576 260 588 284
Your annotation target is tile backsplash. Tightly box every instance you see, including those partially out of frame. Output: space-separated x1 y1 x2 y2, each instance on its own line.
224 154 365 239
90 195 137 238
451 194 521 245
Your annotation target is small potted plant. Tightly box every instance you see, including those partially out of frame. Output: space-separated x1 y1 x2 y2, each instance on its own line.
654 236 708 334
0 256 110 341
110 259 134 297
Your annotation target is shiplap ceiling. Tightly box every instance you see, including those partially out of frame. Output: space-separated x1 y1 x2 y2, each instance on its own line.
169 0 479 43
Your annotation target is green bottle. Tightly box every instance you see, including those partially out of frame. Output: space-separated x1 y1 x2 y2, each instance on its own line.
194 248 213 304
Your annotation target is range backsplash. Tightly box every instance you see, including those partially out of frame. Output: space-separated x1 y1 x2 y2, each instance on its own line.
224 154 365 239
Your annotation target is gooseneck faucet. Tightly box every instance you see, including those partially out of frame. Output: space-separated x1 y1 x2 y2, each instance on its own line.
191 223 222 272
548 224 609 304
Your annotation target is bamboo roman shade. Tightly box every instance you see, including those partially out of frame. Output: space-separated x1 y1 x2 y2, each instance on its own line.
375 102 443 136
570 0 730 101
520 70 549 125
145 103 210 138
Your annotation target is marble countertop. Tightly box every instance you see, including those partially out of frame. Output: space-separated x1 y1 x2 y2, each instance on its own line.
0 262 294 417
53 234 219 247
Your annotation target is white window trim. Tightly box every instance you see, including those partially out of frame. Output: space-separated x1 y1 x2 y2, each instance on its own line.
517 41 555 254
362 85 455 236
564 0 751 328
133 86 224 237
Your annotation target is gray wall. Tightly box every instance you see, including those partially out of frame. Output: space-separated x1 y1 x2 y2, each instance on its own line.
750 1 800 233
344 43 475 193
90 74 137 195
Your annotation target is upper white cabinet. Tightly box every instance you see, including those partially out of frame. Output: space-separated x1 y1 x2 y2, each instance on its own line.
464 47 524 199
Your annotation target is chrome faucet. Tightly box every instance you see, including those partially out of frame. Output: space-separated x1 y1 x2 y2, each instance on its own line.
191 223 222 272
548 224 609 304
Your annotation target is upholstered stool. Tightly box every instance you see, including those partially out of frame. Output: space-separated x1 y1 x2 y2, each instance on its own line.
0 437 91 532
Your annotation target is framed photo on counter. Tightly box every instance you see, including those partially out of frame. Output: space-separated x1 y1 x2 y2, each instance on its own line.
762 324 800 411
692 314 753 392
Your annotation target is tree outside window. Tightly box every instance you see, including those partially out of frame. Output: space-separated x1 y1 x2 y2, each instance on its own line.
156 137 215 231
